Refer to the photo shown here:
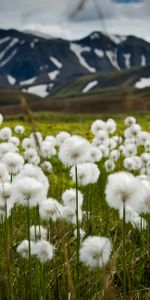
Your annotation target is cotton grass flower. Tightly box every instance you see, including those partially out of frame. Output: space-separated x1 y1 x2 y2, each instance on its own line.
105 171 145 212
15 164 49 195
30 225 47 241
91 119 105 135
9 136 20 147
80 236 112 269
40 141 56 158
98 145 109 157
41 161 52 173
45 135 56 147
70 163 100 186
105 118 116 135
104 160 115 173
39 198 63 221
0 127 12 140
62 188 83 209
0 114 3 125
73 228 86 240
62 206 83 224
124 116 136 127
0 162 10 182
12 176 44 207
56 131 71 146
32 240 54 263
2 152 24 175
22 138 35 150
59 135 90 166
14 125 25 134
87 146 102 162
17 240 35 259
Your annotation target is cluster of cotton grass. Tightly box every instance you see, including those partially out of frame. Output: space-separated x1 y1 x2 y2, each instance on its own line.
0 112 150 299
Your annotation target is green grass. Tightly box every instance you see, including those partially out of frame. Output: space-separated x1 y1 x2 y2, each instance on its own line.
0 111 150 300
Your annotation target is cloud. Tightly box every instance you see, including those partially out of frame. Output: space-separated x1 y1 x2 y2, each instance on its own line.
0 0 149 41
66 0 150 20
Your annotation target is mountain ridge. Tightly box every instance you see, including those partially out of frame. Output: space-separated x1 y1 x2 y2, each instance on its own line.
0 28 150 98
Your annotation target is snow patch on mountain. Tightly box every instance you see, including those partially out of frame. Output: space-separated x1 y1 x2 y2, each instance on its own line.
82 80 98 93
23 84 49 97
0 37 11 45
109 35 127 44
135 78 150 89
91 33 99 40
7 75 16 85
106 50 120 70
48 70 59 80
50 56 62 69
0 49 18 68
141 55 146 67
20 77 36 86
123 54 131 68
70 43 96 73
94 49 104 58
0 38 18 60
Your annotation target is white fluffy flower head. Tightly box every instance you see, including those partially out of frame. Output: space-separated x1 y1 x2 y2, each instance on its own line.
80 236 112 269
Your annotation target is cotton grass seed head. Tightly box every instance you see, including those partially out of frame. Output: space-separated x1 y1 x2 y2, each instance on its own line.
0 127 12 141
32 240 54 263
105 171 145 212
80 236 112 269
91 119 105 135
62 188 83 209
0 114 3 125
17 240 35 259
2 152 24 175
14 125 25 134
56 131 71 146
124 116 136 127
39 198 63 221
59 135 90 166
12 176 44 207
30 225 48 241
70 163 100 186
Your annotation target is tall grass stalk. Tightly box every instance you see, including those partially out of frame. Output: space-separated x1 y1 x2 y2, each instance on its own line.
27 202 32 300
75 165 80 300
122 201 127 300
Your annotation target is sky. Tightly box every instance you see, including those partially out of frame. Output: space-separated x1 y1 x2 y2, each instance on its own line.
0 0 150 41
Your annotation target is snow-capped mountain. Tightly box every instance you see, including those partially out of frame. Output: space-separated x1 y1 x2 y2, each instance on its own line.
0 28 150 97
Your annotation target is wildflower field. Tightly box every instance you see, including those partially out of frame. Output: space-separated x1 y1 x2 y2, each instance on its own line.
0 111 150 300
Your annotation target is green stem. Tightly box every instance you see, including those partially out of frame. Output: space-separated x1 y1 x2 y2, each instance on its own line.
27 203 32 300
75 165 80 300
122 201 127 300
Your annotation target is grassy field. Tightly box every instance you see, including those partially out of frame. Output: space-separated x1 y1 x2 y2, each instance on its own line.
0 111 150 300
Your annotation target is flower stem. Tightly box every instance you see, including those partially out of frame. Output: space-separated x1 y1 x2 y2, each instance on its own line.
122 201 127 300
75 165 80 300
27 203 32 299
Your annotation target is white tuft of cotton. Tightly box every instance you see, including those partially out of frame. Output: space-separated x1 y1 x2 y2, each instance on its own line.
39 198 63 221
62 188 83 209
70 163 100 186
2 152 24 175
32 240 54 263
0 127 12 140
59 135 90 167
30 225 47 241
17 240 35 259
80 236 112 269
14 125 25 134
105 171 145 212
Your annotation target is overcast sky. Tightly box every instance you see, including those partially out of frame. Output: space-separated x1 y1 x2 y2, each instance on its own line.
0 0 150 41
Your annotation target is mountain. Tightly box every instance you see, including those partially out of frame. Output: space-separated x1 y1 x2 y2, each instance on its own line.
0 28 150 97
0 28 150 114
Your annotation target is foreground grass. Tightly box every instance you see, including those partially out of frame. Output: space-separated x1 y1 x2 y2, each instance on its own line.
1 111 150 300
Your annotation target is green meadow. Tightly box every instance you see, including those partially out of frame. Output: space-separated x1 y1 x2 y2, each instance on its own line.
0 111 150 300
